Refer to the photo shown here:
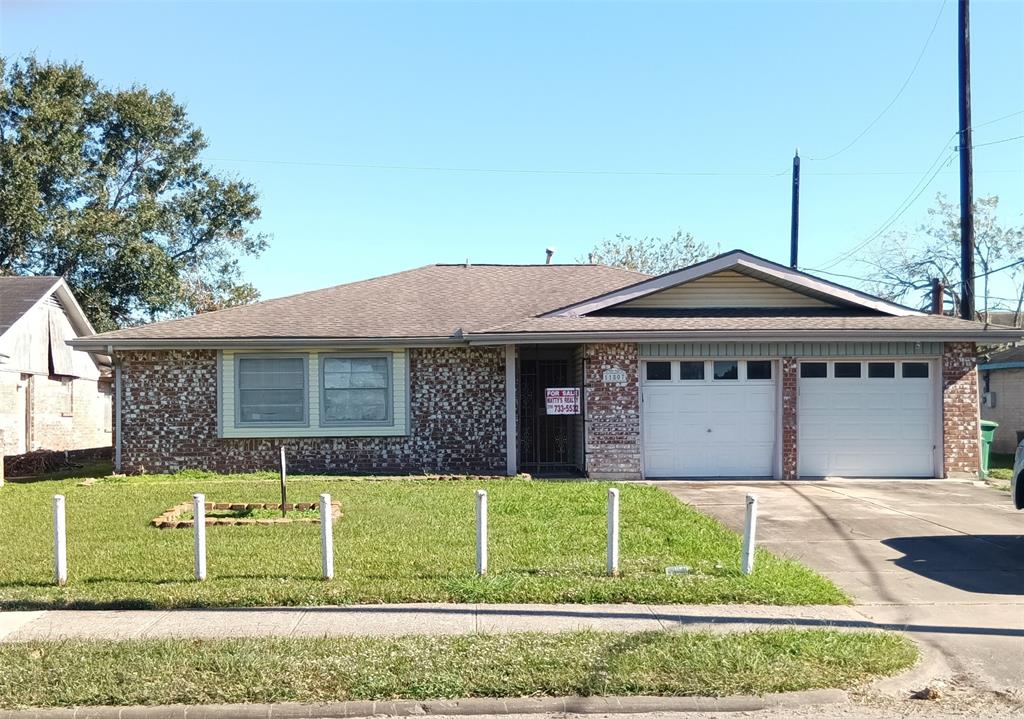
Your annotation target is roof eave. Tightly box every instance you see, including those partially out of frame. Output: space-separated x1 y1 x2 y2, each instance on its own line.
68 336 469 352
467 328 1024 344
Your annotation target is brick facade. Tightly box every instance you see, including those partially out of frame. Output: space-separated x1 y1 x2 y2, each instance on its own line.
942 341 981 477
780 357 798 480
118 347 506 475
583 343 641 479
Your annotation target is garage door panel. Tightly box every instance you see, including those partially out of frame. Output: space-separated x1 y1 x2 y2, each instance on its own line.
643 374 776 478
798 361 935 478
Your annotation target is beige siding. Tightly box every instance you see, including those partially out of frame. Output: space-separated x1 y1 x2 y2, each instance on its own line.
620 270 832 309
982 367 1024 454
220 348 409 438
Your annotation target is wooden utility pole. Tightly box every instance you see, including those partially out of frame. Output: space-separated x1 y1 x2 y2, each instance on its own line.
790 149 800 269
958 0 975 320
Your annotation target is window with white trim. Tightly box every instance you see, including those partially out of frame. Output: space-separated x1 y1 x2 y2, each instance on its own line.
320 355 392 425
235 355 308 425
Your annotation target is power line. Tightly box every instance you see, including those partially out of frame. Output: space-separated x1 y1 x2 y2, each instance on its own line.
974 109 1024 129
808 0 948 162
970 134 1024 149
816 136 958 270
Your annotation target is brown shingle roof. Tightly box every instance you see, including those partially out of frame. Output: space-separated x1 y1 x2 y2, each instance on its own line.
0 276 61 336
80 264 648 342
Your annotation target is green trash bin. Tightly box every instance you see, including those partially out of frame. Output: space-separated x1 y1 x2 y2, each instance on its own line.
980 419 999 477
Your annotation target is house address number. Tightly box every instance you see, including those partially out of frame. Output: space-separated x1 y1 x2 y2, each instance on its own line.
601 367 628 383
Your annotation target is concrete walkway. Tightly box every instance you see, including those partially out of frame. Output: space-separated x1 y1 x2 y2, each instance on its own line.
660 479 1024 693
1 603 876 641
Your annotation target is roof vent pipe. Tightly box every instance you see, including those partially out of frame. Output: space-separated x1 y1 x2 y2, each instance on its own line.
545 248 555 264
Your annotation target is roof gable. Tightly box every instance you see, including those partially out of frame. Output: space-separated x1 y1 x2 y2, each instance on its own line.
545 250 922 318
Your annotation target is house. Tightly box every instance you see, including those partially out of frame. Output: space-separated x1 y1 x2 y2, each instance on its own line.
69 250 1023 480
0 277 112 457
979 345 1024 454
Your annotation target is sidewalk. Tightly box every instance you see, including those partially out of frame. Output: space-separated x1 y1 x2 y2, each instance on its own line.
0 603 891 641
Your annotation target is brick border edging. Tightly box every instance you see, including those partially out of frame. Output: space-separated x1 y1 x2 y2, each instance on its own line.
151 502 343 529
0 690 848 719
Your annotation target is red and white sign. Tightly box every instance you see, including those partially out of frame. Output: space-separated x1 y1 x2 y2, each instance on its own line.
545 387 580 415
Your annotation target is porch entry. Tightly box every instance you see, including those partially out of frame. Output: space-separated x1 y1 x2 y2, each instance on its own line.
517 345 583 475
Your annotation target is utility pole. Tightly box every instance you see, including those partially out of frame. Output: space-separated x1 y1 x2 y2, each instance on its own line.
790 149 800 269
958 0 975 320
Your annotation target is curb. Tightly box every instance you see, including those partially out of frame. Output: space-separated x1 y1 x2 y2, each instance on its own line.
0 690 848 718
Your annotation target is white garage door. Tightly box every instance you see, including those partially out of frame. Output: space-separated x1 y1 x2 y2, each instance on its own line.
798 359 936 477
642 359 776 478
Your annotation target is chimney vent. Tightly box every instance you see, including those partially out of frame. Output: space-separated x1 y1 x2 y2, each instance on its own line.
545 247 556 264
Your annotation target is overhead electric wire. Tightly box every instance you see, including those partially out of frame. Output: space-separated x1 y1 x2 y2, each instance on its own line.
970 134 1024 150
815 135 958 270
808 0 948 162
973 109 1024 130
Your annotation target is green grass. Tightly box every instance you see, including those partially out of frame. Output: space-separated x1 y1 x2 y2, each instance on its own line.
987 452 1014 483
0 471 847 608
0 630 916 708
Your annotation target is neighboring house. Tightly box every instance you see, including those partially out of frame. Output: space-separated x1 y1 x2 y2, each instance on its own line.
70 250 1023 480
0 277 112 457
979 345 1024 454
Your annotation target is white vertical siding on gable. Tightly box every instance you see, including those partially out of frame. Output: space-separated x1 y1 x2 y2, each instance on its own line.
220 348 408 438
620 270 832 309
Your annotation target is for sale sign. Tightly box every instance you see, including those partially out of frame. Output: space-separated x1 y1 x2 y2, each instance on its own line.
545 387 580 415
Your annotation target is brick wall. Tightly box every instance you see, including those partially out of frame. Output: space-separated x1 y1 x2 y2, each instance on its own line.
0 372 111 455
980 367 1024 454
942 342 981 477
781 357 798 480
118 347 507 475
583 343 641 479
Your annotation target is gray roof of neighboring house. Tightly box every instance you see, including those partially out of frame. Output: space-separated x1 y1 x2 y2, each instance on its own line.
68 253 1024 349
980 345 1024 369
0 276 62 336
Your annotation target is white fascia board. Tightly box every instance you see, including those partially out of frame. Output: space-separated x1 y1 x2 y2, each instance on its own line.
543 251 921 318
467 328 1024 344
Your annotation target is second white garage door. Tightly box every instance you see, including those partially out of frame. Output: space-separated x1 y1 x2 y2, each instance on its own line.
798 359 937 477
642 359 776 477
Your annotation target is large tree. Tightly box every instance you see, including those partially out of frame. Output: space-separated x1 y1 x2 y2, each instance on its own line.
581 230 715 275
0 56 267 331
858 194 1024 321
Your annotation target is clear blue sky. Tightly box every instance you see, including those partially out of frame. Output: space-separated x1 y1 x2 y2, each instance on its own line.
2 0 1022 302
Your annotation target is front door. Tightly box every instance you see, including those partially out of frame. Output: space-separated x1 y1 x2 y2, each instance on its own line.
519 349 579 473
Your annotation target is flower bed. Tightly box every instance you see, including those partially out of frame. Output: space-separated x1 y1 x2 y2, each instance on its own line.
151 501 342 529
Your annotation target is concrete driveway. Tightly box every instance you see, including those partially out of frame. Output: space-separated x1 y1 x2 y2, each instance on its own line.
660 479 1024 692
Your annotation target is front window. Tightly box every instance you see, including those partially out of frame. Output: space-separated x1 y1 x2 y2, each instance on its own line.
321 355 392 424
236 356 307 425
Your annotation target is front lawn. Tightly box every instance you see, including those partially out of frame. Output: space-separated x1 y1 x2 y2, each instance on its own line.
0 472 846 608
0 630 915 708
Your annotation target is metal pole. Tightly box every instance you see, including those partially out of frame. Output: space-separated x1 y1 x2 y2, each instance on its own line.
279 446 287 518
958 0 975 320
607 488 620 576
790 149 800 269
53 495 67 586
193 493 207 581
320 493 334 580
741 493 758 576
476 489 488 576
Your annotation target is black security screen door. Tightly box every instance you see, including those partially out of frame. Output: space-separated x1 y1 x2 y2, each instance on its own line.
519 348 579 472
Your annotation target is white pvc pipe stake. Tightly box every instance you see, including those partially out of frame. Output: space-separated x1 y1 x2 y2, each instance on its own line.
53 494 67 586
193 493 207 581
607 487 620 576
741 493 758 576
476 489 488 576
320 493 334 580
